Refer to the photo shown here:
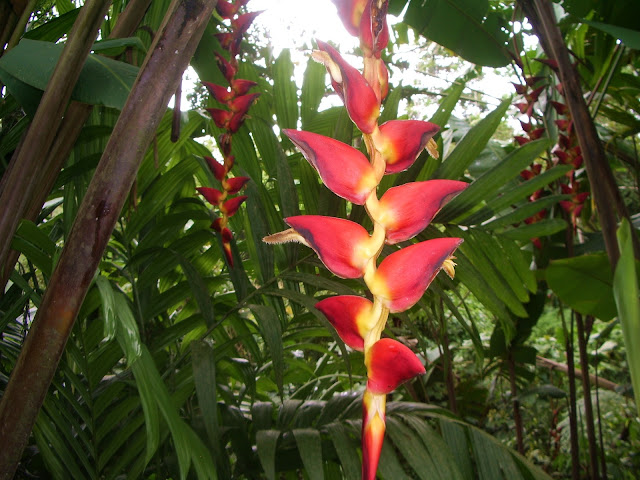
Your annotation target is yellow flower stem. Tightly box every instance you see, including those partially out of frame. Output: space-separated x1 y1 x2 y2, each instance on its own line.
363 295 389 362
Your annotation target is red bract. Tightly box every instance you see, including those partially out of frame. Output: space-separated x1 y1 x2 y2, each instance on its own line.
366 338 425 394
221 195 247 217
358 0 389 56
215 53 237 82
229 93 260 114
204 156 227 181
203 82 233 103
232 79 258 95
285 216 374 279
224 176 250 194
362 391 386 480
197 187 224 206
373 120 440 173
369 238 463 312
315 295 373 351
331 0 368 36
232 11 261 36
207 108 232 129
284 129 377 204
314 40 380 134
376 180 467 244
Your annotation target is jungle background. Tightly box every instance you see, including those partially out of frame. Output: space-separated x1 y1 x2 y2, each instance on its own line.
0 0 639 478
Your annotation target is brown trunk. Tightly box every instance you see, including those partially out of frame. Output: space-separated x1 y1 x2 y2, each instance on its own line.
0 0 217 476
507 352 525 454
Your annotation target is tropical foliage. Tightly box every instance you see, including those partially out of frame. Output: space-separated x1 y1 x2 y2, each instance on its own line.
0 0 639 479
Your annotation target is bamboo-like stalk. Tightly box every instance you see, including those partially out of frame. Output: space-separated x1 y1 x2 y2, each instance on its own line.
0 0 112 281
0 0 216 476
507 352 525 454
0 0 154 293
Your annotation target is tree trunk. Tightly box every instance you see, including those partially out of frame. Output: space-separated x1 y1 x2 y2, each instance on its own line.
507 352 525 454
0 0 217 476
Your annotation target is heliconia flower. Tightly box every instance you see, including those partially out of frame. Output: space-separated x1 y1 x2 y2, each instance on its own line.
512 82 528 95
231 78 258 95
207 108 232 129
197 187 224 206
203 82 234 103
515 102 533 116
220 226 234 265
362 390 386 480
229 93 260 114
232 11 262 37
368 237 463 312
525 76 545 86
366 338 425 394
215 32 235 52
358 0 389 56
535 57 559 71
284 216 375 278
331 0 368 36
514 135 529 146
215 53 237 83
529 127 545 140
221 195 247 217
374 180 467 244
211 217 224 233
313 41 380 134
551 100 568 115
284 129 377 204
315 295 374 351
520 120 532 133
204 156 227 181
372 120 440 173
555 119 571 132
526 85 545 103
224 176 250 194
216 0 239 18
229 111 249 133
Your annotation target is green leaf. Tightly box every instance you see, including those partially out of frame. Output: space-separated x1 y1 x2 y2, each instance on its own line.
301 57 327 128
433 97 511 180
325 422 360 480
274 49 299 130
614 220 640 413
481 194 570 231
292 428 324 480
500 218 568 241
0 39 139 114
23 8 80 42
584 20 640 50
95 276 117 342
249 304 285 399
400 0 511 67
256 430 280 480
437 138 553 223
546 254 617 321
178 254 216 328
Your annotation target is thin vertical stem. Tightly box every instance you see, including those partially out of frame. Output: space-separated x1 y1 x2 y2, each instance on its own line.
560 306 581 479
507 352 524 454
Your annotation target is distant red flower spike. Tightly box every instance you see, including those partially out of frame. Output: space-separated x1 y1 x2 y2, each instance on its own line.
514 135 529 146
232 11 262 37
560 183 573 195
216 0 238 18
215 53 237 83
520 120 532 133
204 155 227 181
532 164 542 175
362 390 386 480
529 127 545 140
331 0 368 36
222 239 234 266
514 102 532 116
520 169 535 180
366 338 425 394
197 187 224 206
554 149 569 164
570 145 581 157
551 100 568 115
369 237 463 312
284 129 377 204
285 215 374 278
206 108 232 129
316 295 374 350
512 83 528 95
555 83 564 96
525 76 545 86
572 154 583 169
375 180 467 244
229 93 260 114
559 133 572 149
555 119 570 131
232 78 258 96
527 85 545 102
220 134 232 156
575 192 589 204
203 81 233 103
224 176 250 194
221 195 247 217
314 41 380 134
535 58 559 71
373 120 440 173
359 0 389 56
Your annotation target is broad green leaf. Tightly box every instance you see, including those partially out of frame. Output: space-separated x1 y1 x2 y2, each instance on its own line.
481 194 570 231
301 57 327 128
398 0 511 66
439 420 474 479
256 430 280 480
614 220 640 413
112 291 142 365
585 20 640 50
437 138 553 223
433 97 511 180
274 49 299 131
546 254 617 321
325 422 360 480
500 218 568 241
24 8 80 41
387 417 438 480
292 428 324 480
95 276 117 342
0 39 138 113
178 254 216 328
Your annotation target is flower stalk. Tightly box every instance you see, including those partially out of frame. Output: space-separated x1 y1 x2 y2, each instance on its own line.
264 1 467 477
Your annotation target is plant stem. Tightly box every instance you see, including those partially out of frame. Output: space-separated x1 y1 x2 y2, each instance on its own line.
0 0 217 475
560 307 581 480
507 351 524 454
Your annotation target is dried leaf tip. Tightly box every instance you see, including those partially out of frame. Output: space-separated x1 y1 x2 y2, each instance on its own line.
263 228 309 247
